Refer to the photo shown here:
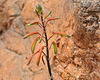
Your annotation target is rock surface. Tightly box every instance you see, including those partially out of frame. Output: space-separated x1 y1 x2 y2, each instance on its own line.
0 0 100 80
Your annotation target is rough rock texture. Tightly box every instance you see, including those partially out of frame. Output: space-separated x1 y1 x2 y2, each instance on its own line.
0 0 100 80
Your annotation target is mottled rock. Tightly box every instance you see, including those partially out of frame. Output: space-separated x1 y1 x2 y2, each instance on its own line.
0 0 100 80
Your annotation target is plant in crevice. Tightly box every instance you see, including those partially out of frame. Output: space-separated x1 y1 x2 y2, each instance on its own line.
23 4 70 80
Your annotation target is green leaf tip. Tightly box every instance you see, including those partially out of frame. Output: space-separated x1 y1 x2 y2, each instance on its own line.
45 11 52 19
56 17 59 19
36 4 42 13
48 17 59 21
31 37 40 53
52 42 57 54
25 22 39 26
25 23 33 26
54 32 70 37
35 9 40 17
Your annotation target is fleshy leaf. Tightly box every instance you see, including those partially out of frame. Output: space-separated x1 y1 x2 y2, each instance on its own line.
37 46 44 66
35 9 40 18
31 37 40 53
45 11 51 19
39 31 44 43
42 55 45 65
25 22 39 26
23 32 39 39
27 50 40 65
54 32 70 37
52 42 57 54
36 4 42 13
48 18 59 21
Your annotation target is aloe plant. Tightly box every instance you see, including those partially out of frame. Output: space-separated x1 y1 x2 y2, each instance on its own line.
23 4 70 80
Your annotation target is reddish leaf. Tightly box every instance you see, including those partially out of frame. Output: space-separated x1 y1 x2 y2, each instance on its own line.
37 46 44 66
49 41 54 50
48 18 59 21
23 32 39 39
45 18 59 25
42 55 45 65
31 37 40 53
48 34 54 41
27 49 40 65
54 32 70 37
39 31 44 43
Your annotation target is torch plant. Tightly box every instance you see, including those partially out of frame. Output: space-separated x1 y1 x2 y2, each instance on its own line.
23 4 70 80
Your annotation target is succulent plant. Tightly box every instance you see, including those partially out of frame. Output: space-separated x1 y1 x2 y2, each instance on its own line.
23 4 70 80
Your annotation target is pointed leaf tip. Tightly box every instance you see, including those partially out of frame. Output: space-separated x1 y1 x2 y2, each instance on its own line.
25 24 32 26
56 17 59 19
25 22 39 26
54 32 70 37
45 11 52 19
48 18 59 21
